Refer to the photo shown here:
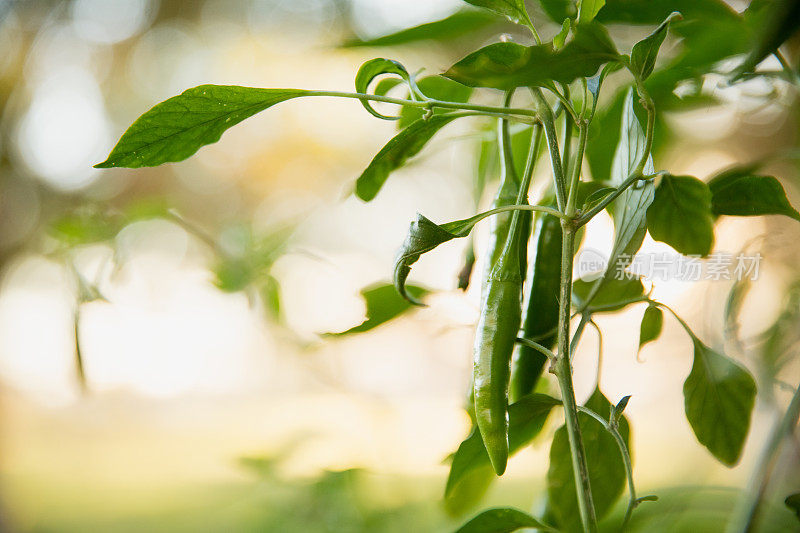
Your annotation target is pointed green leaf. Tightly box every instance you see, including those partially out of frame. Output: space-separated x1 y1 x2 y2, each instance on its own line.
327 283 428 336
646 174 714 256
96 86 309 168
547 388 630 531
683 339 756 466
629 12 682 81
463 0 533 26
708 172 800 222
612 395 632 423
455 507 555 533
354 58 410 120
445 394 560 503
341 10 499 48
553 19 571 48
579 0 605 23
356 114 463 201
398 76 473 128
638 305 663 353
443 23 619 89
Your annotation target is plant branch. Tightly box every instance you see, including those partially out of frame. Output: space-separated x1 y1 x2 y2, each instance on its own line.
531 88 568 211
565 121 589 217
555 225 598 532
576 406 638 531
632 78 655 177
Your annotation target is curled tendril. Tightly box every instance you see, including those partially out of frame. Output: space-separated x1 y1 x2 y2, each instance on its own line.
354 58 412 120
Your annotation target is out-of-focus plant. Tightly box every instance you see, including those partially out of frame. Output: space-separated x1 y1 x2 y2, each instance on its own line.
95 0 800 531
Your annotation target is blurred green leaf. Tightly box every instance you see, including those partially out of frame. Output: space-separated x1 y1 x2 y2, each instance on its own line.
629 12 682 81
327 283 427 336
49 209 123 246
540 0 577 22
646 174 714 256
737 0 800 75
356 114 463 201
455 507 554 532
355 58 410 120
708 171 800 221
96 86 308 168
547 388 630 531
638 305 663 353
341 10 499 47
683 339 756 466
398 76 473 128
579 0 605 23
445 394 560 507
463 0 533 26
443 24 619 89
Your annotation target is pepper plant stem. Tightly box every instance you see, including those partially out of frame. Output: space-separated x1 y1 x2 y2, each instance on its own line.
555 223 598 533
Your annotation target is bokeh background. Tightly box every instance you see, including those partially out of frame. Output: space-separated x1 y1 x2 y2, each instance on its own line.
0 0 798 531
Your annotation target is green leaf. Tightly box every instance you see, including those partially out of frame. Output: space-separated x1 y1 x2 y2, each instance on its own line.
573 276 645 312
630 12 682 81
463 0 533 26
646 174 714 256
96 86 308 168
455 507 554 533
443 23 619 89
786 493 800 522
356 114 463 201
327 283 428 336
398 76 473 128
354 58 410 120
50 209 124 245
612 395 631 423
341 10 499 48
604 89 655 280
638 305 663 353
393 206 535 303
445 394 560 503
683 339 756 466
547 388 630 531
708 171 800 222
579 0 605 23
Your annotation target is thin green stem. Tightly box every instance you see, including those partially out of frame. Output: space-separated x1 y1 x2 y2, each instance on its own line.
555 226 598 533
650 299 697 341
73 306 87 393
726 383 800 533
470 204 568 223
516 337 557 361
309 90 539 119
565 121 589 217
576 406 638 531
589 319 604 388
575 172 663 227
532 89 567 211
773 50 800 85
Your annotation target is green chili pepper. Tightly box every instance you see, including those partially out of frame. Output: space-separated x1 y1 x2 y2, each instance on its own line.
473 97 541 475
473 213 524 475
509 212 562 402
